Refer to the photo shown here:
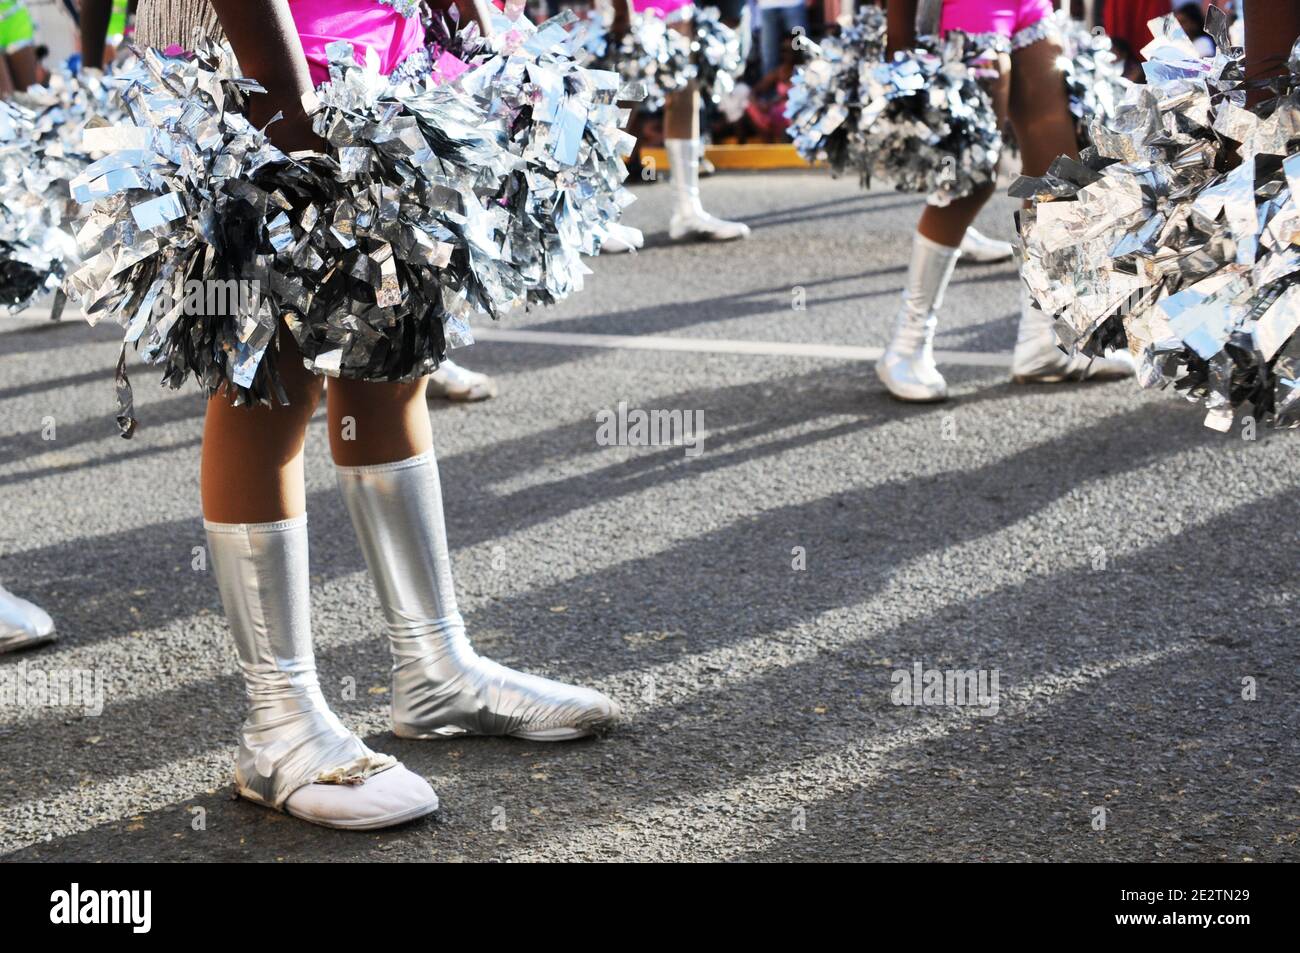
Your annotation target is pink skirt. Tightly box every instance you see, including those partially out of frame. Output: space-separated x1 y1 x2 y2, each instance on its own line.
633 0 695 18
289 0 424 85
939 0 1054 42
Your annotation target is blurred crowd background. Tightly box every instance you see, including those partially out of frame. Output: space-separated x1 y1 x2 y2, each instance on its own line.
4 0 1250 150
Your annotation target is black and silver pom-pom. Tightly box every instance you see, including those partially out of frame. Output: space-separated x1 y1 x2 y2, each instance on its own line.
1052 12 1129 147
787 11 1001 205
690 6 745 106
578 10 694 113
785 7 887 175
63 41 522 434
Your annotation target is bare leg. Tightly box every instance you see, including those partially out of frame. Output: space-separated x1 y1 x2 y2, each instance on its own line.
0 56 15 98
327 377 432 467
200 331 322 523
5 47 37 91
660 19 748 240
1007 38 1078 181
1006 37 1132 382
1244 0 1300 95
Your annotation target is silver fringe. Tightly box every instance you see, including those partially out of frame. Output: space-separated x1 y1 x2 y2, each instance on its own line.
1012 15 1061 51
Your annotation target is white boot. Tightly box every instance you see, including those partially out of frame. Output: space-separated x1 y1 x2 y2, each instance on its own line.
427 358 498 402
206 516 439 830
959 226 1014 263
665 138 750 242
0 583 54 654
876 233 961 402
1010 287 1135 383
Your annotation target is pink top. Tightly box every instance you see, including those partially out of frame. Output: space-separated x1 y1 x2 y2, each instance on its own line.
289 0 424 85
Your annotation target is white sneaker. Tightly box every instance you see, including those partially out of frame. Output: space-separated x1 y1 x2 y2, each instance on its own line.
959 227 1015 263
427 359 498 402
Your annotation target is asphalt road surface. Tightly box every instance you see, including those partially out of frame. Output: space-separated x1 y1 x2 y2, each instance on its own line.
1 172 1296 862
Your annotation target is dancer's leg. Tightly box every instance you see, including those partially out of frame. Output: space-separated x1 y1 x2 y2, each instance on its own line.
201 334 322 524
1006 34 1133 382
1244 1 1300 94
202 334 435 828
877 59 1008 403
328 378 620 741
4 45 35 90
662 18 750 241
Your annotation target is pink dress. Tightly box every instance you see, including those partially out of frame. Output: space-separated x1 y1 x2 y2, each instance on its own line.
288 0 425 85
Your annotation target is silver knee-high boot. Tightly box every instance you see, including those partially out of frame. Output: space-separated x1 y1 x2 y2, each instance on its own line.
335 452 621 741
206 516 438 829
1010 286 1135 383
876 232 961 402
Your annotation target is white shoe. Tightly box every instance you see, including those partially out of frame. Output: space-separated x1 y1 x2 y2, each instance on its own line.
0 584 55 654
600 227 645 255
959 226 1015 263
282 764 439 831
1010 288 1135 383
665 138 750 243
427 359 498 402
876 233 961 403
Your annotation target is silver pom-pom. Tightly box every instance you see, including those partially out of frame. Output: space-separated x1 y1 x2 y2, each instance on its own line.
443 9 645 304
578 10 694 113
1 68 128 314
1015 10 1300 431
690 6 745 106
1052 12 1129 147
785 7 886 175
787 12 1001 205
62 41 523 434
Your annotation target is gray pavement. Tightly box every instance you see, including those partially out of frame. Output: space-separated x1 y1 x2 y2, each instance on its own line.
0 171 1296 862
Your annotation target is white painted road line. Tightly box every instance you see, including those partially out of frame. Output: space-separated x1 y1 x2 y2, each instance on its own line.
471 327 1014 368
4 310 1013 369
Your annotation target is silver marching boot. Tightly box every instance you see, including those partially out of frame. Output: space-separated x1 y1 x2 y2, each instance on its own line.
0 583 55 654
876 233 961 402
336 452 621 742
205 516 438 830
665 138 750 242
1010 286 1135 383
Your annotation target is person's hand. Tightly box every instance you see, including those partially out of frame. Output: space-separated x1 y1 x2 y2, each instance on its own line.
248 92 326 154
